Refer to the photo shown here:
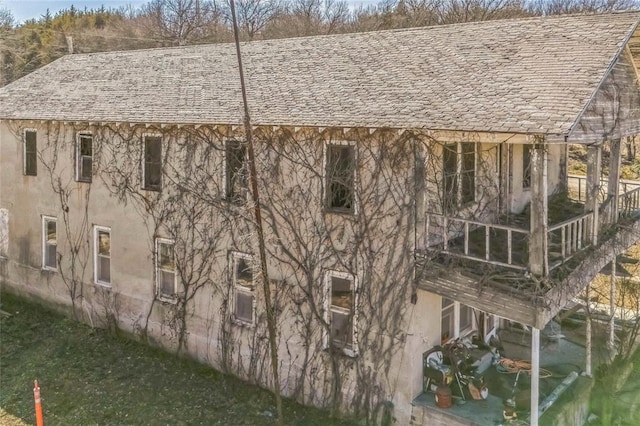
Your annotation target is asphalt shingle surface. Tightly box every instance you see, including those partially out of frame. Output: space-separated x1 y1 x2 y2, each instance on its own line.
0 12 639 135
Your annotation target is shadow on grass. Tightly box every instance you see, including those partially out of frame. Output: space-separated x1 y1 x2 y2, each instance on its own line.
0 292 360 426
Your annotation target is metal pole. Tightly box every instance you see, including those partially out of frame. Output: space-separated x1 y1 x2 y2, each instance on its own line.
228 1 284 423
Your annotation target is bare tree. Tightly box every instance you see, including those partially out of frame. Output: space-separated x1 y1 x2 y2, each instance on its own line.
223 0 281 40
139 0 223 45
526 0 640 15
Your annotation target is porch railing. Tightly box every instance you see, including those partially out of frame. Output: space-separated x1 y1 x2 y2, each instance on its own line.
568 174 640 204
547 212 594 271
425 211 594 274
619 186 640 218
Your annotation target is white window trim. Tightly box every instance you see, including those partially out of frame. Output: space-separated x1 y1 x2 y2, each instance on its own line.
141 134 163 191
93 225 111 287
23 128 37 176
324 270 359 357
75 132 93 182
230 251 255 326
41 215 57 271
155 238 177 301
441 299 477 344
322 140 359 215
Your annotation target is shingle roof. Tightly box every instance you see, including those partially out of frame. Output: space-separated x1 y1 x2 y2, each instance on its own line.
1 12 639 135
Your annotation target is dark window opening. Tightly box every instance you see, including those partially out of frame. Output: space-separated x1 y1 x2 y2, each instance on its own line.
523 145 532 189
226 140 247 201
24 130 37 176
144 136 162 191
442 142 476 212
326 145 355 213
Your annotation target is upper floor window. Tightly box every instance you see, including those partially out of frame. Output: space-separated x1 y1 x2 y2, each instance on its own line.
94 226 111 286
522 144 532 190
23 130 37 176
143 136 162 191
231 252 254 325
443 142 476 213
76 133 93 183
325 144 355 213
325 271 357 355
225 140 247 202
156 238 176 299
42 216 57 270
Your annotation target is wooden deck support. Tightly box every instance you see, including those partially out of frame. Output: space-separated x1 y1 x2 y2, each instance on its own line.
609 260 617 349
586 144 602 244
529 141 548 276
585 283 592 377
607 138 622 223
531 327 540 426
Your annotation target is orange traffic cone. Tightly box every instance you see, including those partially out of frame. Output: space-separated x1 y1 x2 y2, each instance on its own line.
33 380 43 426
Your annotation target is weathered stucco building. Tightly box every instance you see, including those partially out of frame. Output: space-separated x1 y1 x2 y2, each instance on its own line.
1 11 640 425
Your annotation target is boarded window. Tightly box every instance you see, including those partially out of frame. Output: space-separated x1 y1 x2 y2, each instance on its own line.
157 239 176 298
24 130 37 176
77 134 93 182
326 145 355 213
42 217 57 270
95 227 111 285
225 140 247 201
234 290 254 323
329 274 355 350
143 136 162 191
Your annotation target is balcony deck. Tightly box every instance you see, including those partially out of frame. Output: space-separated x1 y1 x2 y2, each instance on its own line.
417 178 640 328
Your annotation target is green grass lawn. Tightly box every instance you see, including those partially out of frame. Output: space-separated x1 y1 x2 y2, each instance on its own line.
0 292 359 426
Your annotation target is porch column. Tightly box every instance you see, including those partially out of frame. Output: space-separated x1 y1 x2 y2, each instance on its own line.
607 138 622 223
529 140 548 276
585 285 592 377
609 260 617 350
531 327 540 426
585 144 602 245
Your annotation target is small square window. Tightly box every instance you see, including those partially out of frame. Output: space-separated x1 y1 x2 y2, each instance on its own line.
24 130 37 176
76 134 93 182
42 216 57 270
143 136 162 191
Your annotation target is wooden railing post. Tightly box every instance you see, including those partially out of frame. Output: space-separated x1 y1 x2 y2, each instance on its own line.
529 139 548 276
586 144 602 245
607 138 622 222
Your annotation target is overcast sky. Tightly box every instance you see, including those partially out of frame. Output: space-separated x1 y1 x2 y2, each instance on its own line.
3 0 381 24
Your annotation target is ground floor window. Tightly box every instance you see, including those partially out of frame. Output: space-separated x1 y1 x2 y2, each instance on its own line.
42 216 57 270
156 238 176 299
441 298 476 343
231 252 254 325
94 226 111 286
325 270 358 355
